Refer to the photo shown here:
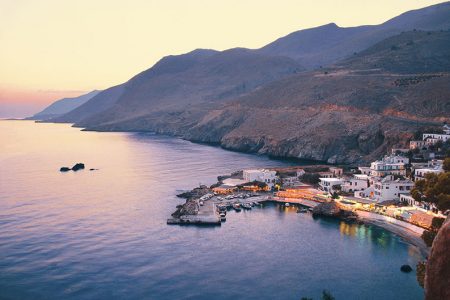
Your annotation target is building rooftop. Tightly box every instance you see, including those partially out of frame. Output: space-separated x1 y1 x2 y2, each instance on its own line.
319 178 343 182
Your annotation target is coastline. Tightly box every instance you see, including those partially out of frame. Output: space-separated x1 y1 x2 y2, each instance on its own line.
356 211 429 257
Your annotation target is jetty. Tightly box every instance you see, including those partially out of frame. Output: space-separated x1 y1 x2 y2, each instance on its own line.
167 197 221 225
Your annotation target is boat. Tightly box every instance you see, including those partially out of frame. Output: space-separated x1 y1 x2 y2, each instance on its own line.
220 215 227 222
297 208 308 213
217 205 227 212
233 203 241 212
285 202 290 207
242 203 252 210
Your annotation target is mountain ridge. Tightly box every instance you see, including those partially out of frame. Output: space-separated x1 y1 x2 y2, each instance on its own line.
47 2 450 164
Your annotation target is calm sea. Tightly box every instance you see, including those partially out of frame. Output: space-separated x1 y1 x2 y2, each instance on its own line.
0 120 424 300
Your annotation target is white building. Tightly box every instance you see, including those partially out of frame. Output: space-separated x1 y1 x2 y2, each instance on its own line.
414 165 443 181
370 155 409 177
319 178 345 193
358 166 371 175
342 174 369 193
444 124 450 135
400 194 421 207
423 133 450 144
243 169 277 188
372 175 414 202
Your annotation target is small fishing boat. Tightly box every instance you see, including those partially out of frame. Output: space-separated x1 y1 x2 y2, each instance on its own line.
242 203 252 210
285 202 290 207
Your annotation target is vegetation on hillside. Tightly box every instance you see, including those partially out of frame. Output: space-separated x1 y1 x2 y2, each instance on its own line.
411 158 450 212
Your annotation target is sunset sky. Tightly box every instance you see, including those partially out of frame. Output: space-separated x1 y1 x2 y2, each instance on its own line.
0 0 446 117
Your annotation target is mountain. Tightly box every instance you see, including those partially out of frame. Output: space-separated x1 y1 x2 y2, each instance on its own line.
29 90 100 120
258 1 450 68
51 2 450 164
52 48 303 126
79 30 450 164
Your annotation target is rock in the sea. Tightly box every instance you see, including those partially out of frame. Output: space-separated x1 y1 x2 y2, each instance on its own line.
71 163 85 171
60 167 71 172
400 265 413 273
425 216 450 300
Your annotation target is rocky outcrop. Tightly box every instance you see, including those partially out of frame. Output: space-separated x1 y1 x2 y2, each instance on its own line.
312 201 358 221
425 216 450 300
176 185 210 199
71 163 85 171
400 265 413 273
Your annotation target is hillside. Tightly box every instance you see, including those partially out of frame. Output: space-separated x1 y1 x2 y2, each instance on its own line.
50 2 450 164
78 30 450 164
258 1 450 68
29 90 100 120
337 30 450 73
53 48 303 126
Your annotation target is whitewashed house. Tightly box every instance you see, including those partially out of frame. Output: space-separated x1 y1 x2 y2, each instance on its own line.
370 155 409 177
400 194 421 207
414 165 443 181
423 133 450 144
358 166 371 175
243 169 278 188
342 174 369 193
443 124 450 134
372 175 414 202
319 178 345 193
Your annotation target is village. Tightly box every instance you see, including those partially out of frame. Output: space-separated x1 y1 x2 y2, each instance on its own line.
167 124 450 249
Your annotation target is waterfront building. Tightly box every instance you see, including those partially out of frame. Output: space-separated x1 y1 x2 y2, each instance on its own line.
212 185 237 194
370 155 409 177
243 169 277 188
280 174 300 187
400 194 421 207
319 178 345 193
372 175 414 202
342 174 369 193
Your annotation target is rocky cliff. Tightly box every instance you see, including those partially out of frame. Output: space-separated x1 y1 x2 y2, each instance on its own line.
425 216 450 300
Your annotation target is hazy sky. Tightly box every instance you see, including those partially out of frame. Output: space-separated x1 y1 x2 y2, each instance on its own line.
0 0 446 117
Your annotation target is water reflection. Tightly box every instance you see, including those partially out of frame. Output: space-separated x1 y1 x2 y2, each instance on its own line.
0 121 424 300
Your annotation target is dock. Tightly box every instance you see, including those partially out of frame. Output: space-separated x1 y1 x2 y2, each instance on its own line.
167 198 221 225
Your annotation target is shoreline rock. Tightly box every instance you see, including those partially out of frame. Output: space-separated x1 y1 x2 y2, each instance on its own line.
312 201 358 221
